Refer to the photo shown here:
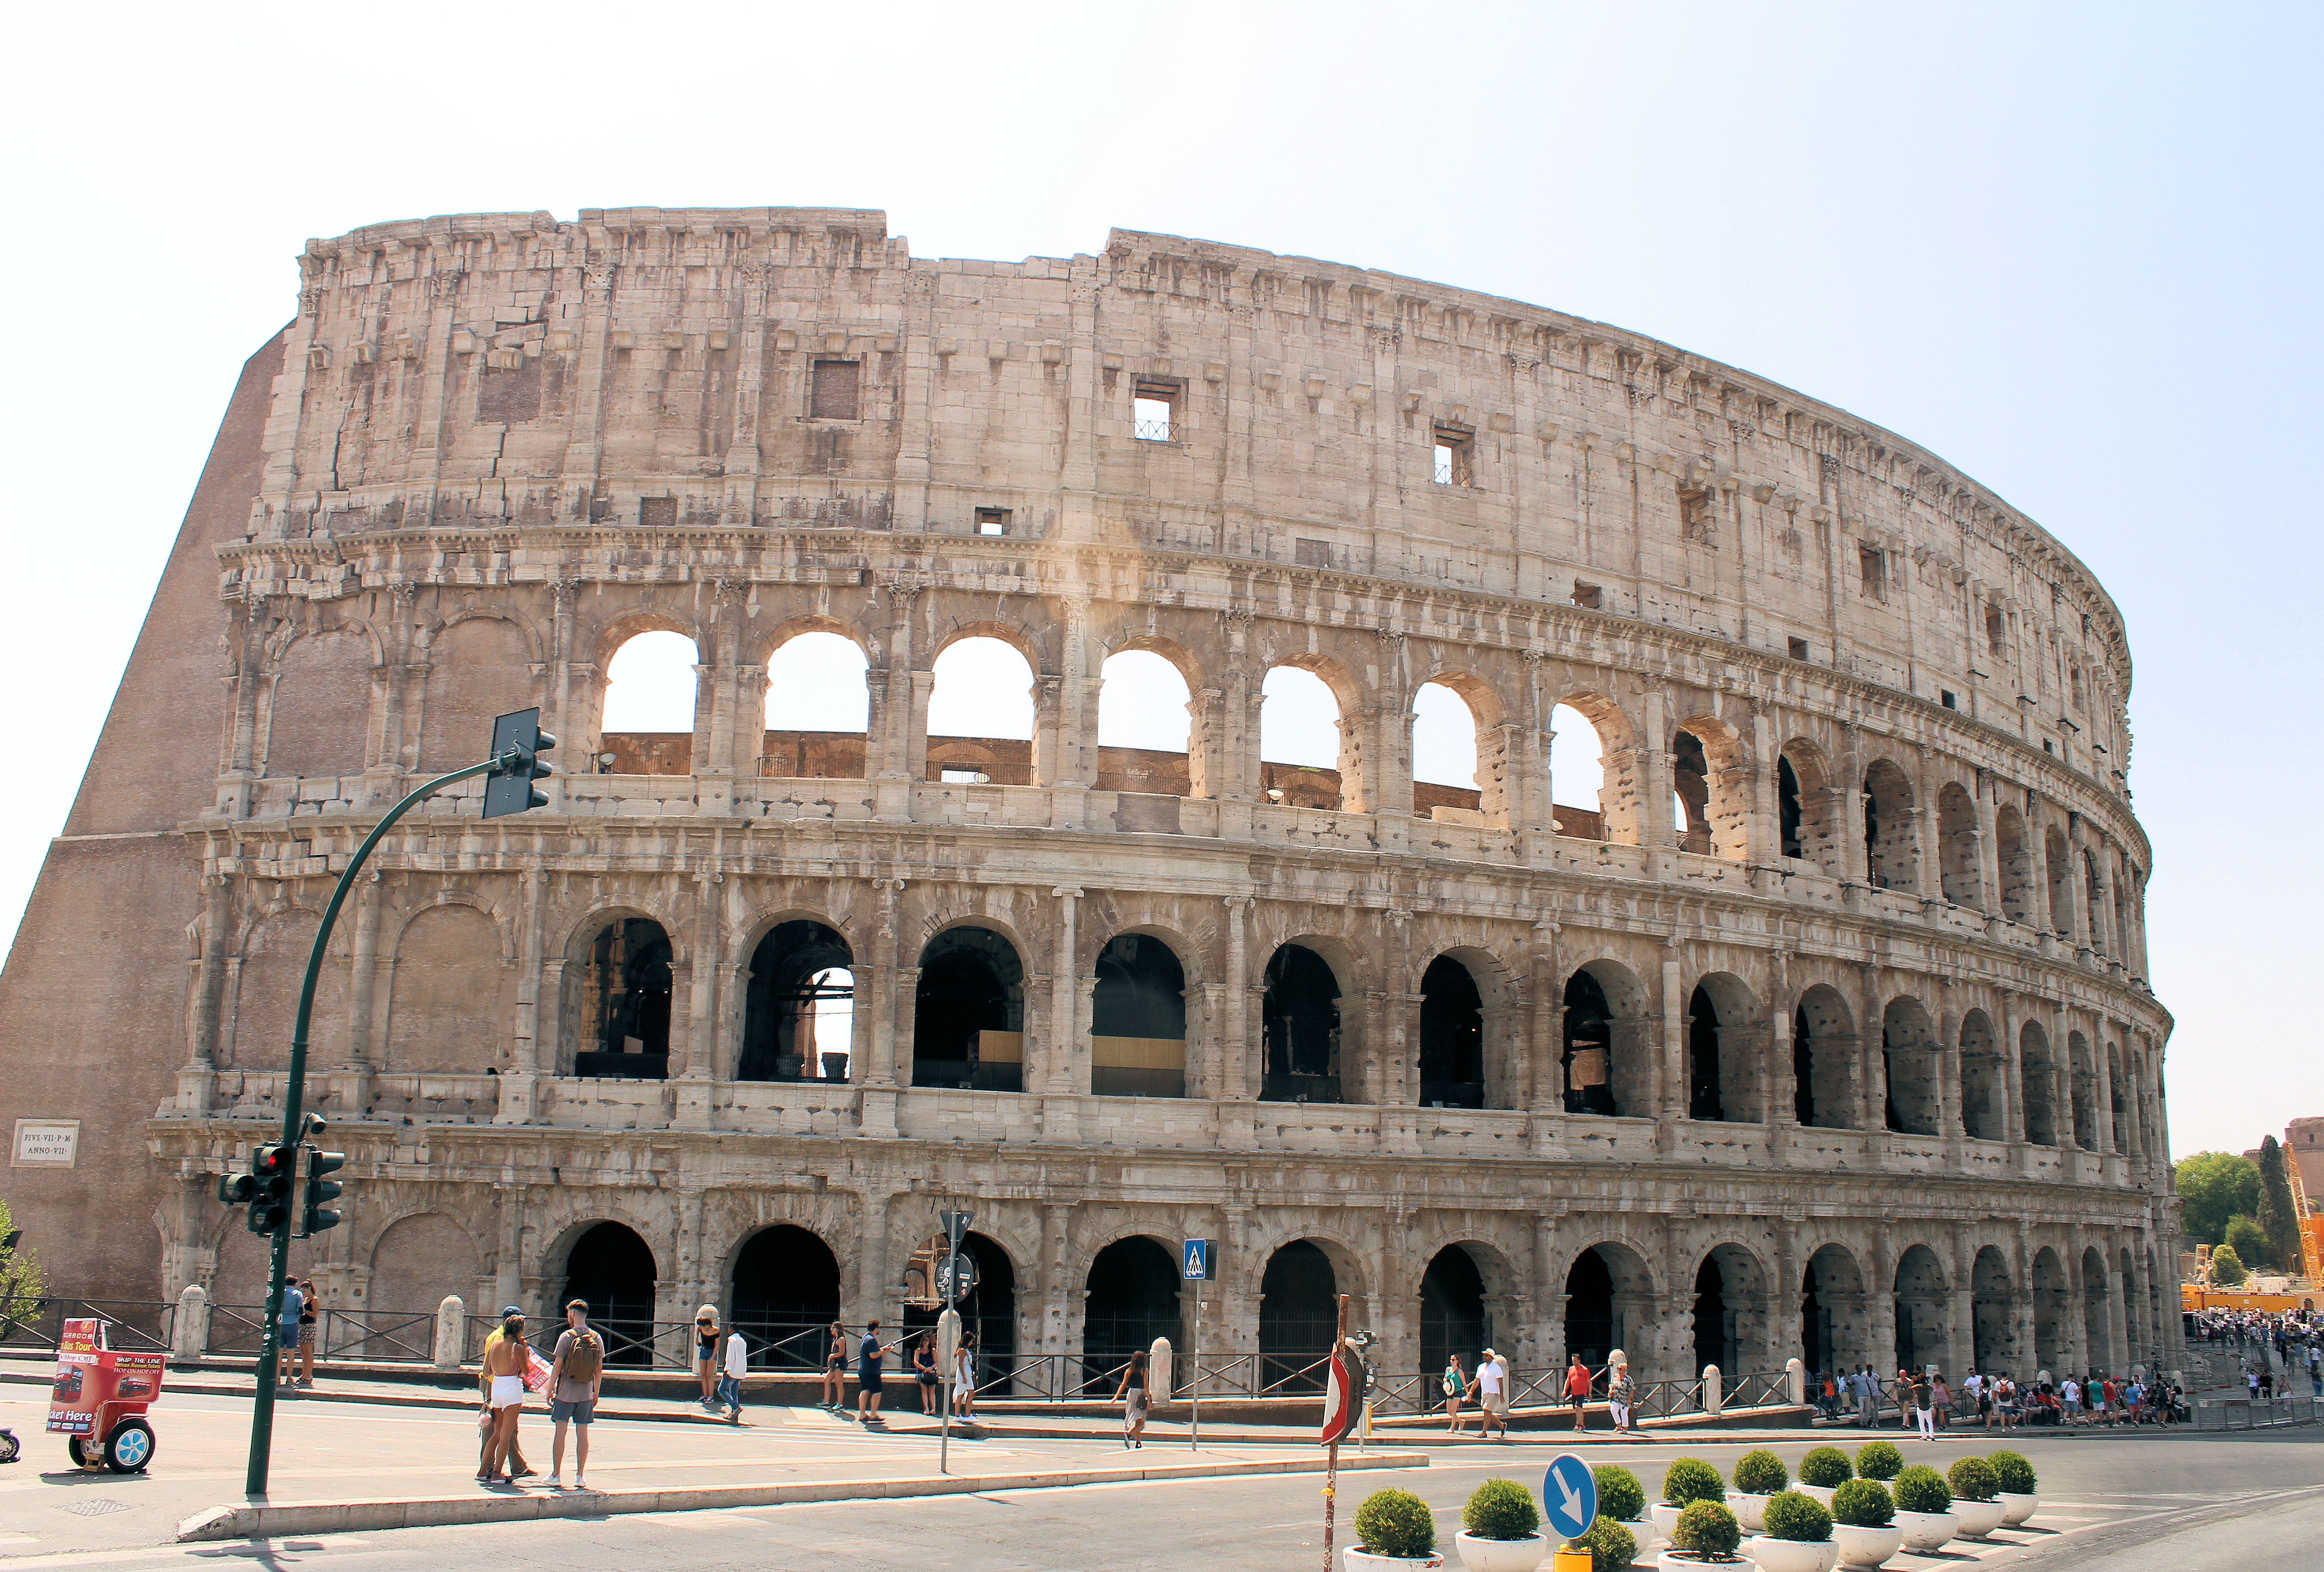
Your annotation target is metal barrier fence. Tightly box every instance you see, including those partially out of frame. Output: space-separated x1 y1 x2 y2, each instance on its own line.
2192 1396 2319 1431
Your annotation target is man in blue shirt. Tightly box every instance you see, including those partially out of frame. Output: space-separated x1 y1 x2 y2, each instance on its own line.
276 1281 305 1386
855 1320 896 1426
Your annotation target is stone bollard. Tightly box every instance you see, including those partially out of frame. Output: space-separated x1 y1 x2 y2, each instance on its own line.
1702 1363 1723 1415
171 1285 211 1366
434 1295 466 1370
1150 1336 1172 1399
1786 1356 1806 1406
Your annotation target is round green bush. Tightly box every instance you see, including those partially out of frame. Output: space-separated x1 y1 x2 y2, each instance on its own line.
1672 1499 1743 1557
1462 1477 1540 1541
1594 1464 1646 1522
1831 1478 1895 1529
1946 1456 1998 1503
1577 1516 1637 1572
1760 1491 1833 1543
1854 1440 1903 1481
1732 1447 1788 1494
1662 1456 1727 1507
1987 1450 2037 1494
1799 1446 1852 1489
1891 1465 1953 1515
1355 1487 1437 1559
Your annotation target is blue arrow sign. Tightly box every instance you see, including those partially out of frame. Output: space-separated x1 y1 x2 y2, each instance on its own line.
1541 1451 1597 1541
1182 1239 1216 1280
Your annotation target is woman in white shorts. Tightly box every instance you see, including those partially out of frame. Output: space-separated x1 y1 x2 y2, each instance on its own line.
477 1311 529 1485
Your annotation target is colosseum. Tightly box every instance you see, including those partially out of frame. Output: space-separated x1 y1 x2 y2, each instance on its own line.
0 205 2180 1396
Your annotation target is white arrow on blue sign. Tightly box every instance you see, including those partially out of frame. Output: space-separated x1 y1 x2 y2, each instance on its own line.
1541 1451 1597 1541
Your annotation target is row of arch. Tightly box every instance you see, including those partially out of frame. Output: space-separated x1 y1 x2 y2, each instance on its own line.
339 1209 2164 1384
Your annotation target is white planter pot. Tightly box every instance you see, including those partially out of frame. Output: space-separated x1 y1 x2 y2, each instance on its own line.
1345 1551 1444 1572
1648 1504 1684 1545
1454 1533 1548 1572
1996 1491 2038 1526
1829 1523 1903 1570
1795 1484 1837 1510
1892 1510 1955 1552
1746 1537 1838 1572
1950 1499 2006 1539
1656 1554 1757 1572
1727 1492 1772 1532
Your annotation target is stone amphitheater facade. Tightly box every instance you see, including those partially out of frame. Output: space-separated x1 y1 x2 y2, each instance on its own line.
0 206 2180 1387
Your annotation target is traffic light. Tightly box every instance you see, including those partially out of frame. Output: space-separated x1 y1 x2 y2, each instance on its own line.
247 1144 297 1236
302 1144 346 1236
482 706 556 819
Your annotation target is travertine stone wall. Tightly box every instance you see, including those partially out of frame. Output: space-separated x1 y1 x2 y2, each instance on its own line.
0 207 2178 1383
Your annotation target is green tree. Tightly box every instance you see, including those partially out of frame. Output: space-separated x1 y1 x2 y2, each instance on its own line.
2223 1214 2272 1273
2176 1151 2262 1244
2209 1244 2248 1286
2257 1137 2304 1277
0 1193 45 1336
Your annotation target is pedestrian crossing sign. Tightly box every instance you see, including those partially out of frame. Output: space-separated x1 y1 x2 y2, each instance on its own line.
1183 1238 1216 1280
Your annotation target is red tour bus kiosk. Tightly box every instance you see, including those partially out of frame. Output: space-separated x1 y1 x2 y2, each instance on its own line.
48 1318 163 1471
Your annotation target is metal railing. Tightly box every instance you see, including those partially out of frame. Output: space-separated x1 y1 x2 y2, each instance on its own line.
2193 1396 2318 1430
0 1297 175 1354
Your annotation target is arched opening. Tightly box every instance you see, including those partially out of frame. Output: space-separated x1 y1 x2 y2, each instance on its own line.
761 630 869 780
2031 1247 2066 1371
2081 1247 2112 1370
1802 1245 1866 1375
1692 1248 1762 1375
1091 933 1187 1098
730 1225 841 1369
1778 744 1839 872
1893 1244 1948 1374
562 1222 656 1367
1083 1237 1182 1392
1561 963 1648 1117
2045 827 2074 940
2021 1022 2059 1146
419 618 533 772
1260 665 1344 811
1777 754 1805 860
2107 1043 2128 1152
928 635 1036 784
1262 943 1342 1103
1549 703 1612 841
740 920 854 1082
1419 1245 1487 1376
1881 997 1941 1137
576 917 673 1078
1672 723 1747 859
2082 851 2107 954
911 927 1025 1091
1996 803 2035 923
1412 682 1483 822
364 1214 478 1352
1938 782 1981 907
2069 1032 2097 1150
598 630 698 776
1258 1240 1339 1392
1672 728 1713 855
1793 984 1856 1129
1096 649 1194 797
899 1233 1018 1396
383 905 513 1076
266 628 373 779
1971 1246 2013 1374
1418 955 1485 1109
1959 1010 2004 1141
1685 981 1763 1124
1863 759 1919 891
1564 1249 1617 1368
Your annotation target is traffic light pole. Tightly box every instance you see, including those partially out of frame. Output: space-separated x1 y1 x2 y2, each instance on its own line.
245 756 505 1496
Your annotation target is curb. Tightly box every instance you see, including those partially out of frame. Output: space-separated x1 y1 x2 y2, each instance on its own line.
173 1451 1431 1541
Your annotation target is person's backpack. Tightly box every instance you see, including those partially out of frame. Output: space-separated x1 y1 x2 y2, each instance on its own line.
563 1328 603 1383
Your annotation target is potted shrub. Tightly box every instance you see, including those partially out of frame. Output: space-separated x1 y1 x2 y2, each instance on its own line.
1456 1477 1547 1572
1888 1465 1955 1552
1852 1441 1902 1483
1576 1517 1639 1572
1658 1500 1749 1572
1987 1450 2038 1525
1944 1457 2005 1540
1728 1448 1788 1532
1828 1480 1901 1570
1797 1446 1852 1509
1748 1490 1838 1572
1595 1465 1651 1541
1350 1486 1443 1570
1650 1458 1727 1547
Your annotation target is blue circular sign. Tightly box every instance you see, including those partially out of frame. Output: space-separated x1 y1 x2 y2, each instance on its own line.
1541 1451 1598 1540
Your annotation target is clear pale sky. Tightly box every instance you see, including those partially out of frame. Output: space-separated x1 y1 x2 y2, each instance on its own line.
3 1 2314 1161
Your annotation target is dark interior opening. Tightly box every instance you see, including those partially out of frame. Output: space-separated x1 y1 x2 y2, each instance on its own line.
911 927 1023 1091
1418 955 1485 1108
1258 1240 1338 1392
1562 968 1616 1115
1262 945 1341 1102
729 1224 840 1369
562 1222 656 1367
740 920 853 1082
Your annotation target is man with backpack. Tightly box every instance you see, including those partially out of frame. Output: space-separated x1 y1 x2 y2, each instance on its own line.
547 1299 605 1490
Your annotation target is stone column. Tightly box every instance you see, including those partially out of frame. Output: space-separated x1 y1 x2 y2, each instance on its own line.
1995 990 2025 1146
1858 963 1887 1134
1768 1218 1802 1376
1867 1235 1897 1375
497 867 547 1124
2064 814 2093 957
1041 888 1085 1144
1974 769 2003 918
1836 723 1867 886
1660 952 1686 1125
1533 1214 1566 1368
2093 1032 2118 1156
1946 1226 1977 1381
850 1188 899 1330
1038 1202 1075 1359
1220 897 1254 1102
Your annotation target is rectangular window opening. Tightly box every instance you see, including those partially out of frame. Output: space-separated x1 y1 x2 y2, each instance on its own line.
639 496 677 528
1941 690 1958 710
1294 538 1334 569
1133 381 1178 442
810 358 861 420
1678 484 1714 541
1859 543 1886 598
1433 426 1473 486
1986 605 2007 655
1571 581 1603 610
975 506 1011 537
1788 636 1810 661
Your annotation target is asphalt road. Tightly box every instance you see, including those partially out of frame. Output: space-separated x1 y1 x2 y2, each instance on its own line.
2 1386 2317 1572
